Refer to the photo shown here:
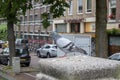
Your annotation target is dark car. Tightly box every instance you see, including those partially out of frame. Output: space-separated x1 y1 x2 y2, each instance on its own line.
0 48 31 66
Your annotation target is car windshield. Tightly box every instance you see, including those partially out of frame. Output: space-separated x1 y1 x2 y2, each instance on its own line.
16 49 29 55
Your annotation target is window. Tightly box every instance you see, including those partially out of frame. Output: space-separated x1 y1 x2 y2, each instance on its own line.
110 8 116 19
56 24 67 33
29 15 33 21
86 0 92 12
68 0 73 15
77 0 83 13
110 0 116 7
109 0 116 20
20 17 23 22
70 23 80 33
24 16 27 21
34 15 38 20
91 23 95 32
48 13 52 19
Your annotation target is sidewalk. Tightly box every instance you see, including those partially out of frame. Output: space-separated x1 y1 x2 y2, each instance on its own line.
0 65 39 80
0 48 40 80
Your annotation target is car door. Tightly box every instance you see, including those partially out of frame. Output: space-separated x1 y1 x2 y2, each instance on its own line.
41 45 50 55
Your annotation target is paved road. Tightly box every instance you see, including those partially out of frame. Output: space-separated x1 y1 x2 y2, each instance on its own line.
19 52 40 80
30 52 40 69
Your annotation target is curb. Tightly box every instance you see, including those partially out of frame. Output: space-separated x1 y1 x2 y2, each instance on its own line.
0 65 38 80
0 69 16 80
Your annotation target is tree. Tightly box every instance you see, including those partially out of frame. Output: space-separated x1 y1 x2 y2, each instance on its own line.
0 0 33 66
95 0 108 58
0 0 69 66
41 0 69 29
41 0 69 43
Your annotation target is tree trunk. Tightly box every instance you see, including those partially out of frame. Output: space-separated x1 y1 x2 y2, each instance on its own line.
7 21 16 66
95 0 108 58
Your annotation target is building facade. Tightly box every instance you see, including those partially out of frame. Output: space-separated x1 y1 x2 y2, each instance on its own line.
53 0 120 37
107 0 120 29
14 1 52 43
53 0 96 37
0 0 120 39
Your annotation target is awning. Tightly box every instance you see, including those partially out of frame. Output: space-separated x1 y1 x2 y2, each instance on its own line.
22 33 49 36
64 18 84 23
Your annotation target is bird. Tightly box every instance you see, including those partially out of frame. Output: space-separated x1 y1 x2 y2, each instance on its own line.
50 32 88 56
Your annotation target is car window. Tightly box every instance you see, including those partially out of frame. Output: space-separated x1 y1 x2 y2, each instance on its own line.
15 49 20 56
52 46 57 49
45 46 50 49
22 49 29 54
16 49 29 54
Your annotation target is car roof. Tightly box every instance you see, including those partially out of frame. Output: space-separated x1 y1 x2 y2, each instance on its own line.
111 53 120 55
109 53 120 57
44 44 56 46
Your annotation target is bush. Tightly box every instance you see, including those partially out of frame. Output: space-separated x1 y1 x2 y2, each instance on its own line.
107 28 120 35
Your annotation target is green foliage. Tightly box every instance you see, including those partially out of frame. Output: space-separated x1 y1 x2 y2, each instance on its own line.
0 24 7 40
0 0 69 28
0 24 7 32
107 28 120 35
41 13 50 29
41 0 69 29
0 0 33 23
43 0 69 18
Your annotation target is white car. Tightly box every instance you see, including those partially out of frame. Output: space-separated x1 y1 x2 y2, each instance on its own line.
2 48 9 56
108 53 120 61
36 44 57 58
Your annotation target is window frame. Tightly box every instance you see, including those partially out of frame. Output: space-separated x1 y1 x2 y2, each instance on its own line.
86 0 92 13
77 0 83 14
109 0 116 20
68 0 73 15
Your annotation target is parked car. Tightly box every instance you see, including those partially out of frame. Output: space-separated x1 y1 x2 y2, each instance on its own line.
0 40 4 48
108 53 120 61
36 44 57 58
0 48 31 66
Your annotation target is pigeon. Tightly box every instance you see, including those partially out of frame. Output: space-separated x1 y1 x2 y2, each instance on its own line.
50 32 87 55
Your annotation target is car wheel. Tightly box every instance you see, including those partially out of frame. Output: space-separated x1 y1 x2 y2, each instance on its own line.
46 53 51 58
37 51 41 58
